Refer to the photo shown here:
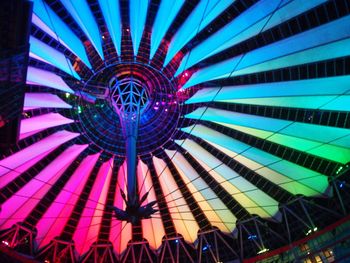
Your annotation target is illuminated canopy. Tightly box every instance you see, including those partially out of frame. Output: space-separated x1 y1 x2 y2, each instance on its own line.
0 1 349 262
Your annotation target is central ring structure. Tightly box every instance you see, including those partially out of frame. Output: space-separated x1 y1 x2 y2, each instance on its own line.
76 62 182 157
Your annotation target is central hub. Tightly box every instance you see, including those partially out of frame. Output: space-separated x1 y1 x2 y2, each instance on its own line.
109 76 150 116
76 62 182 156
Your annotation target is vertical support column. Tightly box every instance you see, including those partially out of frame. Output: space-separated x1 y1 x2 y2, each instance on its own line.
110 76 157 224
124 118 139 207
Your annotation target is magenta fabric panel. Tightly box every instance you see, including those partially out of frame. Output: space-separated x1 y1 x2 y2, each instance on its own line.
73 159 113 255
36 153 100 248
0 130 80 188
0 144 88 230
20 113 74 140
24 93 72 110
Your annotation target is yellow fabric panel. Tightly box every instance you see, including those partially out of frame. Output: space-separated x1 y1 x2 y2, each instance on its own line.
196 158 273 218
153 156 199 243
165 150 236 232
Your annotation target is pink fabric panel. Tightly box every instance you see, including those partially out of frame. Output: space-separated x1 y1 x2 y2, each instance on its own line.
20 129 46 140
110 161 132 254
26 66 73 93
0 150 54 189
24 93 72 109
0 144 88 230
137 160 165 249
0 130 80 187
36 153 100 248
20 113 74 140
73 159 113 255
23 106 39 111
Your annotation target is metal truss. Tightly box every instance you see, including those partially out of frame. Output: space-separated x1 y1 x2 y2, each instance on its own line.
237 216 286 260
81 242 117 263
35 238 76 263
0 222 36 256
159 236 195 263
0 192 348 263
121 240 156 263
197 228 239 263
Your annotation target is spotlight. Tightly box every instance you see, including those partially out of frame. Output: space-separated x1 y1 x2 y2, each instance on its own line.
306 227 317 236
202 244 211 251
257 248 269 254
77 106 82 114
2 240 9 246
248 234 257 240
